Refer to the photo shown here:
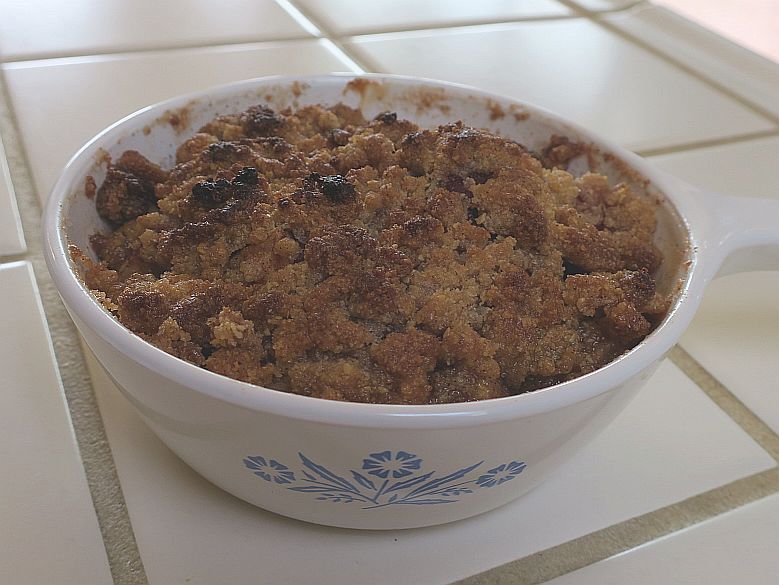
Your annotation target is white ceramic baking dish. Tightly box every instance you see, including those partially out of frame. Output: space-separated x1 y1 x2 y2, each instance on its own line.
43 74 779 529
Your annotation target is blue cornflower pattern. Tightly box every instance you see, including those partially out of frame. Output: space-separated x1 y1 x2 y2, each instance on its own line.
362 451 422 479
475 461 527 488
243 451 527 509
243 456 296 484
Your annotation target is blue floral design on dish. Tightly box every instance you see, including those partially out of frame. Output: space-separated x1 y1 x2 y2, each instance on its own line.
243 451 526 508
243 455 296 484
362 450 423 478
475 461 527 487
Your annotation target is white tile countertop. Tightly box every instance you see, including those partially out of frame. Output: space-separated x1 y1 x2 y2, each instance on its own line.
1 1 778 584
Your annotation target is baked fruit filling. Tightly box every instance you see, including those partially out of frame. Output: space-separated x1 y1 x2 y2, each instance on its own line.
76 103 669 404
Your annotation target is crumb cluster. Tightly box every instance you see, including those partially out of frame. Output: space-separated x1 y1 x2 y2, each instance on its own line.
77 103 669 404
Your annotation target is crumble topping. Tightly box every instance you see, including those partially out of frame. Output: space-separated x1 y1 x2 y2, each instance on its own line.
75 103 669 404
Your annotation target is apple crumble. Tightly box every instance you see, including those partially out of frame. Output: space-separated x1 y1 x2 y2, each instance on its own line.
76 103 669 404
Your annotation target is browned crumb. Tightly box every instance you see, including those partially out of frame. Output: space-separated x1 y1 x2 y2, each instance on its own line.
291 81 308 98
487 100 505 120
78 103 669 404
163 106 192 133
84 175 97 199
95 150 168 225
540 135 587 170
508 104 530 122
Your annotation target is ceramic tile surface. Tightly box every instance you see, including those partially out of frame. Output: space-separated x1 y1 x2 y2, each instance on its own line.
344 20 773 152
607 5 779 119
2 40 360 201
0 133 26 255
650 136 779 435
83 351 774 585
295 0 571 36
0 262 112 585
546 492 779 584
5 2 779 582
0 0 308 61
648 135 779 202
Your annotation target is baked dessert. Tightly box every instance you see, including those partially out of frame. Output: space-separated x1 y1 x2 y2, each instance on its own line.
76 103 669 404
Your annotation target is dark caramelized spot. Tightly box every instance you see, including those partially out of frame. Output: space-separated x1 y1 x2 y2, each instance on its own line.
402 131 423 145
96 167 158 225
305 173 356 203
257 136 294 155
170 289 224 343
327 128 351 147
242 105 283 137
191 167 262 207
191 178 232 207
469 170 493 185
442 174 468 194
563 259 586 277
375 111 398 124
233 166 259 186
207 141 242 162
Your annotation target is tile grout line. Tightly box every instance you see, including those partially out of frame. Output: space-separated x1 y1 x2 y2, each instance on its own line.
0 37 343 70
0 73 149 585
1 0 653 67
558 0 779 127
0 130 27 254
0 34 314 65
0 14 578 68
274 0 375 72
0 1 653 71
0 251 31 263
455 344 779 585
307 12 587 39
635 128 779 158
455 466 779 585
669 346 779 462
560 0 646 17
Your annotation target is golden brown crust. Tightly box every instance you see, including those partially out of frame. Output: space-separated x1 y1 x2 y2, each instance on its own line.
80 103 669 404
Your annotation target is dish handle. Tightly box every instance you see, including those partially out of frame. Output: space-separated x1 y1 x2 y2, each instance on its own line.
700 190 779 279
